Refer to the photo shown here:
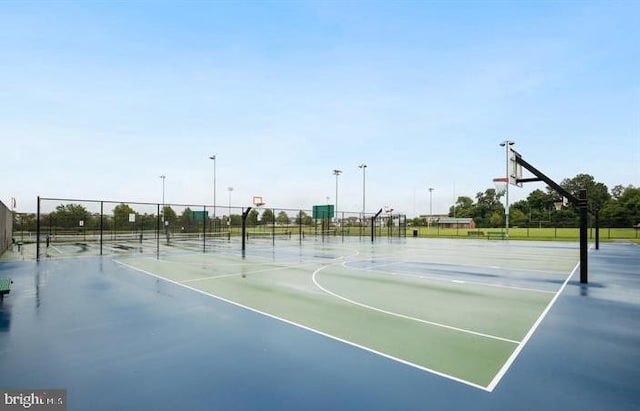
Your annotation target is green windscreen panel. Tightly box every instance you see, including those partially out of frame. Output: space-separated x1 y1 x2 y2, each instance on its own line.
190 210 209 222
312 205 334 219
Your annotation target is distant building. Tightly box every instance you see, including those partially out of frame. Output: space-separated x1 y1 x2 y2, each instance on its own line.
436 217 476 229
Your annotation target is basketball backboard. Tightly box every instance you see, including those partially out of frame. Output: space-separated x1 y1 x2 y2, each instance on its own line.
252 196 265 207
508 148 523 187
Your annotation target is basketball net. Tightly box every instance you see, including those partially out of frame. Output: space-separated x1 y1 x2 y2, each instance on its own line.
493 177 508 194
553 199 565 211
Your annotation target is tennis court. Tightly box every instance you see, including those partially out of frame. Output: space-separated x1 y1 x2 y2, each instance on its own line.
1 238 638 411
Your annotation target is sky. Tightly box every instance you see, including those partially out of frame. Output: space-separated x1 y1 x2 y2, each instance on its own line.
1 0 638 216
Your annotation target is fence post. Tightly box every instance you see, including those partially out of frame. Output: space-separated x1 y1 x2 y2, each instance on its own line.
156 203 160 259
595 210 600 250
100 201 104 256
203 205 207 253
36 196 40 261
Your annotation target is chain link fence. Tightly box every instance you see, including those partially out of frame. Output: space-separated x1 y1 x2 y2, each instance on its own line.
32 197 406 260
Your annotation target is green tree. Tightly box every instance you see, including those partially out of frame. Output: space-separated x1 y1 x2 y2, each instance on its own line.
260 209 275 224
474 189 504 227
409 217 425 227
246 209 259 226
560 173 610 211
49 203 91 229
449 196 474 218
611 185 625 199
179 208 195 231
275 211 290 225
509 208 528 227
489 211 504 227
619 186 640 225
601 185 640 227
162 206 177 225
511 199 530 216
525 189 556 225
230 214 242 226
295 210 313 225
113 203 137 230
15 213 37 232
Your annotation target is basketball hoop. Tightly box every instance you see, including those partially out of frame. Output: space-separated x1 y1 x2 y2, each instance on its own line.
493 177 508 194
252 196 265 208
553 199 565 211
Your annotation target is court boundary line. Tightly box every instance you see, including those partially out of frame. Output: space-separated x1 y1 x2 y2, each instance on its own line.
485 253 586 392
132 249 362 285
312 265 520 345
113 258 490 392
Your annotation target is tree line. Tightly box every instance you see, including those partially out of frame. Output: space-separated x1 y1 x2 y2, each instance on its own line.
12 173 640 232
449 174 638 228
14 204 318 233
412 174 638 228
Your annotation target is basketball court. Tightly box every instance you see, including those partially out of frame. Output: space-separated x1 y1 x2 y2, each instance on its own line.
1 237 638 410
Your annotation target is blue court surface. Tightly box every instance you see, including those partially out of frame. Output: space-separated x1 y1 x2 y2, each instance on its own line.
0 239 638 411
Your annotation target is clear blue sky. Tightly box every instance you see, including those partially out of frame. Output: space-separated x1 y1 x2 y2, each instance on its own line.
2 0 638 216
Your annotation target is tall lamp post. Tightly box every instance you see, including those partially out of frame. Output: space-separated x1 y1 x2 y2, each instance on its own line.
428 187 434 231
209 155 216 232
358 164 367 219
160 175 166 222
333 169 342 225
499 140 515 237
227 187 234 227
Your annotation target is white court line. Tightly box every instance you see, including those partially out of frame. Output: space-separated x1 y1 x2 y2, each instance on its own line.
125 249 361 285
113 258 490 392
485 249 589 392
312 264 520 345
181 273 241 282
181 260 325 283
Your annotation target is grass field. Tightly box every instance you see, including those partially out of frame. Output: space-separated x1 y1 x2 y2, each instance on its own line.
409 226 639 241
10 226 639 247
240 225 639 241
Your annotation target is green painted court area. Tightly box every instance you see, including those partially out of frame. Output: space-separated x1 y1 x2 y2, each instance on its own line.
117 239 578 390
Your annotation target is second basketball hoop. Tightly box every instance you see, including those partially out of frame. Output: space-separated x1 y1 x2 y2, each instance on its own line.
252 195 265 208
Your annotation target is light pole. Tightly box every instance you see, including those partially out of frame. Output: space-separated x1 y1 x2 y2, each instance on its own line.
209 155 216 232
428 187 434 231
359 164 367 219
160 175 166 222
499 140 515 237
227 187 234 226
333 169 342 225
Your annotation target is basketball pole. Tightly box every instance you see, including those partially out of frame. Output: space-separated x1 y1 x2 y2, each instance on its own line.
241 207 252 259
500 140 514 237
512 153 590 284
